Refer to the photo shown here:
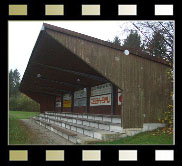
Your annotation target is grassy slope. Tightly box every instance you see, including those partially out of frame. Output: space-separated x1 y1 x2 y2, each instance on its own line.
96 129 173 145
9 111 39 145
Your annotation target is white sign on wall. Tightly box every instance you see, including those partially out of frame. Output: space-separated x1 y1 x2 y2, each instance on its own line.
91 83 112 96
56 102 61 107
56 96 61 107
74 98 87 106
63 94 71 100
74 89 87 107
74 89 87 99
90 94 111 106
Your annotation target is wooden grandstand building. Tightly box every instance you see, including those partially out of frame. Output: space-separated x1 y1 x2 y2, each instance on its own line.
20 23 172 130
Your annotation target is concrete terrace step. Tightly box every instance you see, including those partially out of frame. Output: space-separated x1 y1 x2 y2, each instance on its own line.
39 113 123 133
32 117 100 144
36 115 126 140
45 112 121 124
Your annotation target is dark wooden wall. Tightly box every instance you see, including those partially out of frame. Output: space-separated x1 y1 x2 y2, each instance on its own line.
26 92 56 113
46 29 171 128
54 86 122 115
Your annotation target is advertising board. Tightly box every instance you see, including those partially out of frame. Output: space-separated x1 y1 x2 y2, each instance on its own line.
56 96 61 107
63 94 71 108
90 94 111 106
91 83 112 96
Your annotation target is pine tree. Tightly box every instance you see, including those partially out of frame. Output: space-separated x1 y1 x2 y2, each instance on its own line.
131 21 174 62
9 69 21 97
122 30 144 51
112 36 121 46
146 30 167 58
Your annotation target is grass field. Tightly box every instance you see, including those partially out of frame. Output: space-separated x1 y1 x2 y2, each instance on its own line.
9 111 39 145
9 111 39 119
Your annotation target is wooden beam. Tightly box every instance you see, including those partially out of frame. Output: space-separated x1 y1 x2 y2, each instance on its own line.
30 62 107 82
22 88 62 97
23 73 85 89
21 84 72 95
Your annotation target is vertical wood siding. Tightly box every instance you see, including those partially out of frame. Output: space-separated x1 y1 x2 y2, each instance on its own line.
46 29 171 128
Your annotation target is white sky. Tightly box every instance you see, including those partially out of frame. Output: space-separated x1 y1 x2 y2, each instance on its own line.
9 21 131 79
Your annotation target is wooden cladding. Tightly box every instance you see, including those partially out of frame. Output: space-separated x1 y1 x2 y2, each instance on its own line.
46 28 171 128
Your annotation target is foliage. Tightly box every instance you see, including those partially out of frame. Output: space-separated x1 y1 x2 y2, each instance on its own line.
122 30 144 51
9 69 21 97
131 21 174 63
146 30 167 58
9 69 40 112
9 93 40 112
158 105 173 135
158 64 173 135
112 35 121 46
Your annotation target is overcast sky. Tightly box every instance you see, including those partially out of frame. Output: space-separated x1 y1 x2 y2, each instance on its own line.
9 21 131 79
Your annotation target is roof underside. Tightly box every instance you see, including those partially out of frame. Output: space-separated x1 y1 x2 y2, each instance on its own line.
20 23 169 99
20 28 109 97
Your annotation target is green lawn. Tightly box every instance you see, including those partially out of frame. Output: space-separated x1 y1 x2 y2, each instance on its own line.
9 111 39 119
95 129 173 145
9 111 39 145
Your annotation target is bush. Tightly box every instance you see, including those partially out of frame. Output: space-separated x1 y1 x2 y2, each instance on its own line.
9 93 40 112
157 65 173 135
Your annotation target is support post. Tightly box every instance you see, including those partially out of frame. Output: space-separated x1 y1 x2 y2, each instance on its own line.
111 84 115 115
86 87 89 113
71 92 74 112
61 94 63 113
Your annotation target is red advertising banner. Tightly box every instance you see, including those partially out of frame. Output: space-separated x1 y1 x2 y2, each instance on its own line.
90 94 111 106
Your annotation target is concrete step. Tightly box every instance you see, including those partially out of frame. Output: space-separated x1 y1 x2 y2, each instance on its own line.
45 112 121 124
32 117 101 144
36 115 126 140
39 113 123 133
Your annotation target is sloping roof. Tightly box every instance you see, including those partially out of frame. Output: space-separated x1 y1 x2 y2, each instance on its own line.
43 23 169 66
20 23 170 100
20 24 109 97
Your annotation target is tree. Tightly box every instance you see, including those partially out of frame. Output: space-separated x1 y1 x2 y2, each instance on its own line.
9 93 40 112
9 69 21 97
131 21 174 63
122 30 144 52
112 36 121 46
146 30 167 58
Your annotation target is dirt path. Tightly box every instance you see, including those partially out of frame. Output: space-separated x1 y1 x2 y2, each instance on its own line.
19 119 74 145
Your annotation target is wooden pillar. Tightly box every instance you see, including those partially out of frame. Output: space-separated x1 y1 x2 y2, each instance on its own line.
71 92 74 112
86 87 89 113
61 94 63 112
111 84 115 115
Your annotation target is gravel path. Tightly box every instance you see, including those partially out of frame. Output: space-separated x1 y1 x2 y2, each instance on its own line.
20 119 74 145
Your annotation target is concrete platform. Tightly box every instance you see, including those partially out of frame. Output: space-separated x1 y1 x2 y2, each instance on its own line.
37 115 125 140
32 117 120 144
39 113 123 133
45 112 121 124
35 112 166 144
